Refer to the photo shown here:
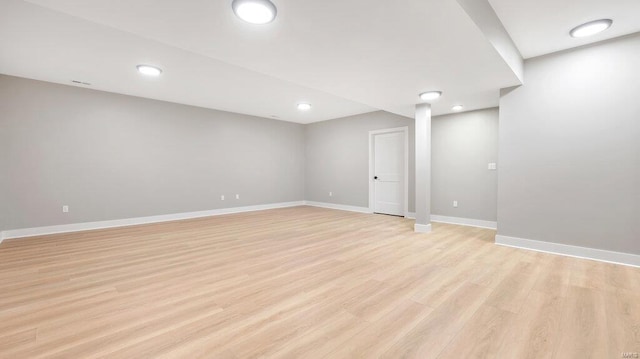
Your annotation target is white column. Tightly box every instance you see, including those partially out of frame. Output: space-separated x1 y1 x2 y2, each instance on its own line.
415 103 432 233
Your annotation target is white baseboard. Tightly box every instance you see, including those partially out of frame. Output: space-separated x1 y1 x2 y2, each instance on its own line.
403 213 498 230
414 223 432 233
430 215 497 230
301 206 496 232
0 201 305 241
496 235 640 268
303 201 372 214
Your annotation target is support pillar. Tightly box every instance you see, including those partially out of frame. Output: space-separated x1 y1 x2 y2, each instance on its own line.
415 103 432 233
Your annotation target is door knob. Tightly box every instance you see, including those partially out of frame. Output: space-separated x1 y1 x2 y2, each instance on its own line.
374 176 378 180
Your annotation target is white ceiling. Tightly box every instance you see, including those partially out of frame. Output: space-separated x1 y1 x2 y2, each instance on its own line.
0 0 375 124
489 0 640 59
2 0 638 123
0 0 524 123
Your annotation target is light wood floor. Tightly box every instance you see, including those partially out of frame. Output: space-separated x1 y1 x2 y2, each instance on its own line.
1 206 639 358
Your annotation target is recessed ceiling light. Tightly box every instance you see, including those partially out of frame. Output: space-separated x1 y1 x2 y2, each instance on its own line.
232 0 277 25
452 105 463 111
419 91 442 101
570 19 613 38
136 65 162 76
297 103 312 111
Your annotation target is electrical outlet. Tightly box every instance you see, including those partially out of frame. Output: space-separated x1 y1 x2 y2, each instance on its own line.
453 201 458 208
62 205 69 213
221 195 225 201
235 194 240 199
329 191 333 197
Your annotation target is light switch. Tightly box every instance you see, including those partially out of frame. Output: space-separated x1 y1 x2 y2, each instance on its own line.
488 163 497 170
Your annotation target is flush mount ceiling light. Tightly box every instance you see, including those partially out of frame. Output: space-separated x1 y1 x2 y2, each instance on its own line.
136 65 162 76
232 0 277 24
297 103 312 111
452 105 463 111
570 19 613 38
419 91 442 101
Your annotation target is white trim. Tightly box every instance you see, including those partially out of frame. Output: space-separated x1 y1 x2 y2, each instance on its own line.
496 235 640 268
0 201 305 240
414 223 432 233
368 126 409 217
303 201 371 214
0 231 4 245
405 213 496 229
430 215 497 230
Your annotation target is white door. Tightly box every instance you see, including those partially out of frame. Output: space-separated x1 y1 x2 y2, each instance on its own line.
373 132 405 216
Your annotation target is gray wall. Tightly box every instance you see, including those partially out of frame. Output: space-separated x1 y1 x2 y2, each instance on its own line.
432 108 498 221
304 108 500 219
305 111 415 211
0 75 305 230
498 34 640 254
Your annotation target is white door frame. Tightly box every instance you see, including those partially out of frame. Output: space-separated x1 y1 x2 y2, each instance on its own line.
368 126 409 217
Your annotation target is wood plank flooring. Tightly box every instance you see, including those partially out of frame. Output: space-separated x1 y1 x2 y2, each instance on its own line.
0 206 638 358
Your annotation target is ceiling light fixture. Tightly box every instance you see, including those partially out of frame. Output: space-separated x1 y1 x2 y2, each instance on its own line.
452 105 463 111
570 19 613 38
232 0 277 24
419 91 442 101
136 65 163 76
297 103 311 111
